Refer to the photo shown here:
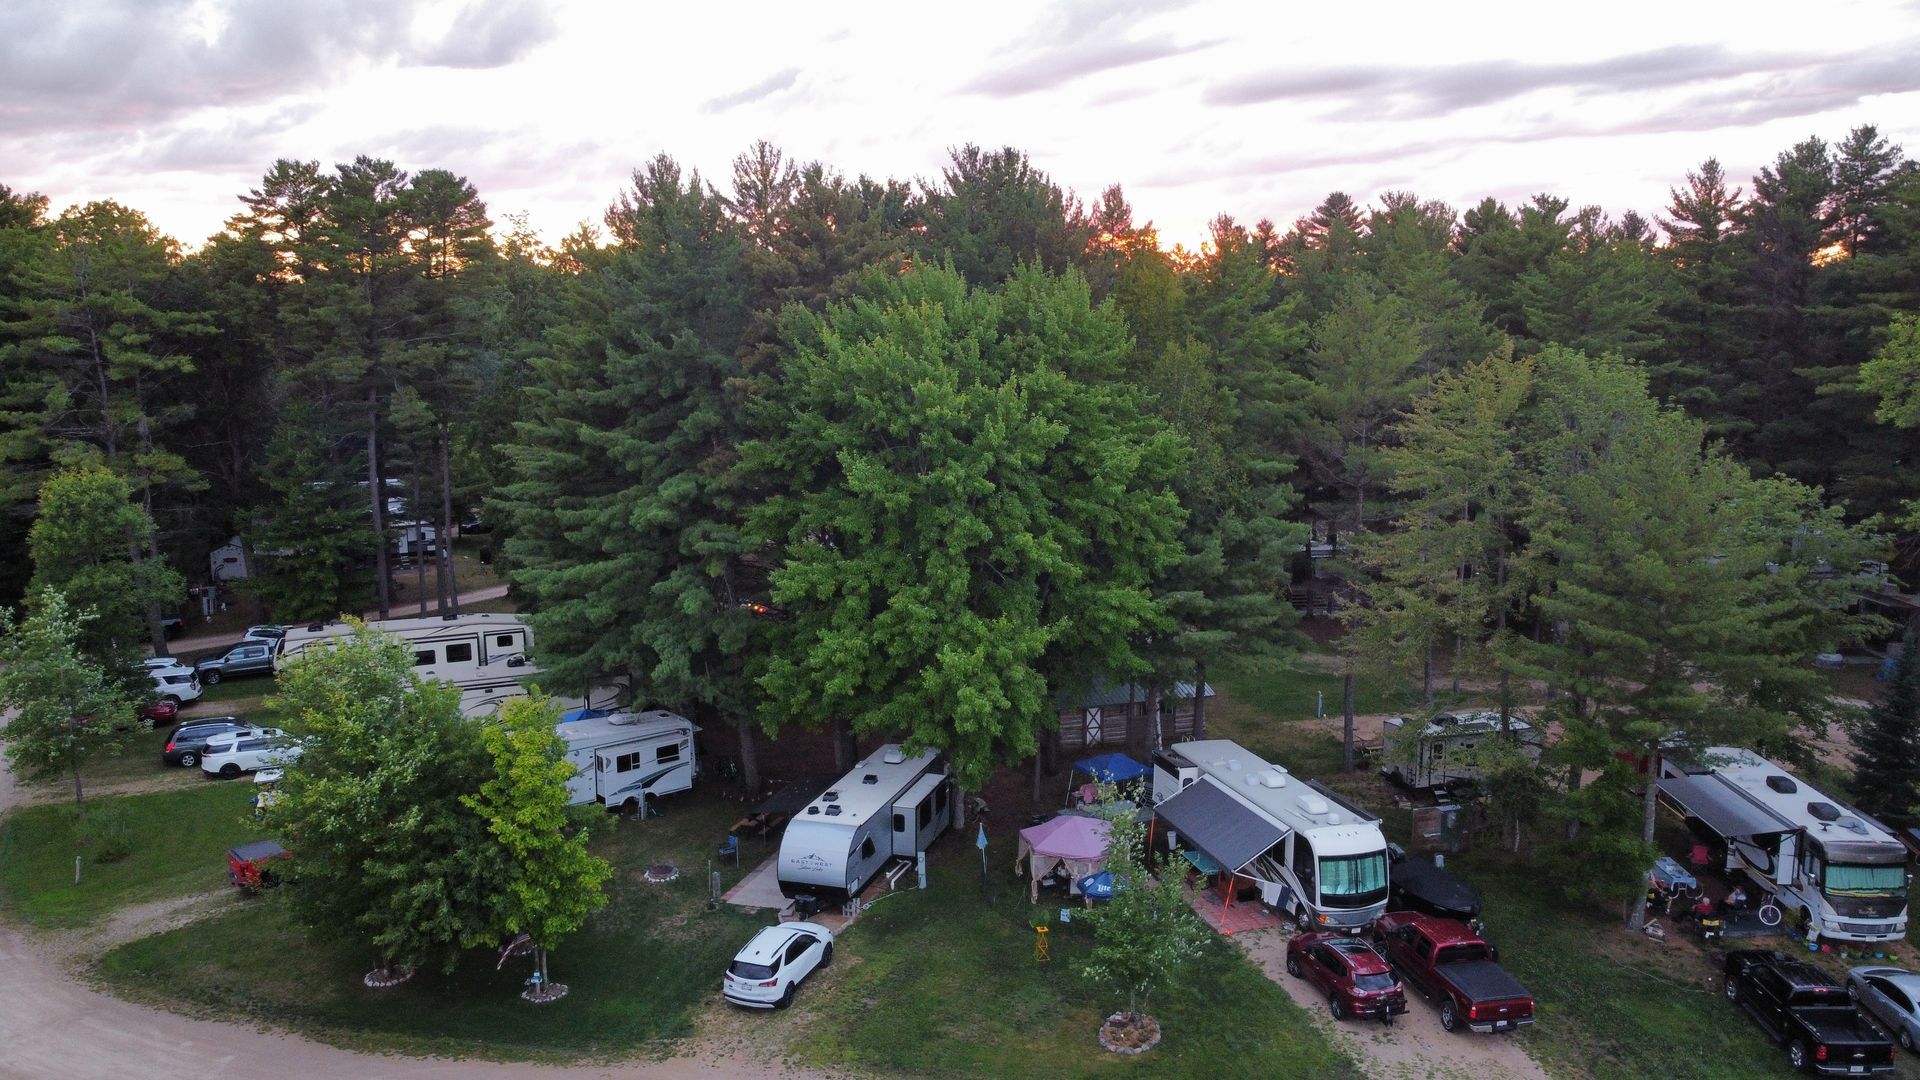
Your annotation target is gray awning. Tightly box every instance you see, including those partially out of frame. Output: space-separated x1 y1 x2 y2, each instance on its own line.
1154 778 1288 873
1656 774 1788 840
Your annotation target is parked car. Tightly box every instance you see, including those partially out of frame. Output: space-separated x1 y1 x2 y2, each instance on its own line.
1725 950 1896 1074
138 699 179 728
242 625 286 644
193 641 276 684
1386 843 1484 925
722 921 834 1009
161 615 184 638
200 733 302 778
147 665 202 704
1849 966 1920 1052
1374 911 1534 1033
1286 931 1408 1023
164 718 276 767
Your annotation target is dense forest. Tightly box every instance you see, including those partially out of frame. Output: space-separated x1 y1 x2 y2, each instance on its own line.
2 129 1918 807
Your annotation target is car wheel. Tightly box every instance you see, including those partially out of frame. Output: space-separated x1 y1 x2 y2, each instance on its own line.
1439 1000 1458 1032
775 983 795 1010
203 669 222 685
1330 995 1347 1021
179 752 198 768
1788 1039 1808 1072
1848 983 1859 1002
1286 954 1303 978
819 942 833 969
219 763 241 778
1724 978 1739 1003
162 694 181 705
1901 1027 1915 1053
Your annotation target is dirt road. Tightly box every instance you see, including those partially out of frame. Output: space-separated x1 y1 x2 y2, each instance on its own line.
1234 927 1550 1080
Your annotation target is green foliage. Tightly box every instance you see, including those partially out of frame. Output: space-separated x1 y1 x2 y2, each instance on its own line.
1076 797 1212 1026
463 695 611 952
0 589 136 803
1850 635 1920 824
746 264 1188 787
267 622 505 973
80 802 134 863
241 407 377 621
27 464 183 667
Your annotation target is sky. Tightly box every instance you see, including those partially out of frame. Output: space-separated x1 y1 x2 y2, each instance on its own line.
5 0 1920 252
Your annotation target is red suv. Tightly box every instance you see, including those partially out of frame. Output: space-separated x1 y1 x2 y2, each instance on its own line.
1286 931 1409 1024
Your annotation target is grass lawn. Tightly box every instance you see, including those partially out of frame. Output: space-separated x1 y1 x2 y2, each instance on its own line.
97 789 771 1059
0 783 271 926
796 854 1359 1079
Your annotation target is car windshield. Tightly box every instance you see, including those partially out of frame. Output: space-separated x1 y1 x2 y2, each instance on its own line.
1354 972 1397 992
1825 863 1908 897
728 960 775 980
1318 851 1389 907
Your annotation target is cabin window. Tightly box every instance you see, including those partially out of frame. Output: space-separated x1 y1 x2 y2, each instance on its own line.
860 837 876 860
893 813 906 832
446 643 473 664
496 634 516 648
615 751 641 773
655 743 682 765
414 649 435 666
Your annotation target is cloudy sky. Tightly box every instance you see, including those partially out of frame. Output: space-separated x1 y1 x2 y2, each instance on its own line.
6 0 1920 251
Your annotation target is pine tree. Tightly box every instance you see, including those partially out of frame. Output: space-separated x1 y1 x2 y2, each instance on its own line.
1852 636 1920 825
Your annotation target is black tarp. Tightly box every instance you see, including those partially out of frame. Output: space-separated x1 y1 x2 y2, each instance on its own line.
1655 773 1787 840
1154 778 1288 873
1390 859 1484 920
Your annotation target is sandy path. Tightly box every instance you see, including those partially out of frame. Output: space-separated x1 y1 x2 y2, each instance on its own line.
1234 927 1550 1080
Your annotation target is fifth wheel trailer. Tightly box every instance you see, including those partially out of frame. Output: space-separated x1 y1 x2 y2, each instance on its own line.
777 745 952 904
1657 747 1909 944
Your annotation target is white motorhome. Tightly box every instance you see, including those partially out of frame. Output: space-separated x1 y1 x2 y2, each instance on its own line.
777 745 952 904
1657 747 1910 944
554 710 698 813
1382 711 1543 792
276 614 575 717
1153 739 1390 932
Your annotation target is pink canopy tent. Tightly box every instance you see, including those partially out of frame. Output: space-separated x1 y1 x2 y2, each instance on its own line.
1015 814 1112 903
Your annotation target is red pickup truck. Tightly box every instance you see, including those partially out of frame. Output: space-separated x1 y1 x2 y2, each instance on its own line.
1374 911 1535 1033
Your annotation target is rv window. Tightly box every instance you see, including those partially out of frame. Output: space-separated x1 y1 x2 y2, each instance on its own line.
918 799 932 830
861 837 876 859
893 813 905 832
1291 835 1316 879
615 752 641 773
934 784 948 814
414 650 435 666
445 643 473 664
496 634 515 648
655 743 682 765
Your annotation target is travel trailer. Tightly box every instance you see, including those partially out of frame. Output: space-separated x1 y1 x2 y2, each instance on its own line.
1381 711 1543 792
1153 739 1391 932
1657 747 1910 945
777 745 952 904
555 710 698 813
277 614 537 711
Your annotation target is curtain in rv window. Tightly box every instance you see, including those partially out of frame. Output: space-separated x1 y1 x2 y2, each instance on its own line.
1318 851 1388 900
1826 864 1908 894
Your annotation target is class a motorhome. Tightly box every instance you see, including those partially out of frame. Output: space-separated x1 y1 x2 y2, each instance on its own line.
274 614 620 718
1657 747 1910 944
1381 711 1544 792
777 745 953 904
1153 739 1391 932
555 710 699 812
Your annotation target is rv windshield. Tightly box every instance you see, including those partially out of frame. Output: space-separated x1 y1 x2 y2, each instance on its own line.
1825 863 1909 897
1318 851 1389 908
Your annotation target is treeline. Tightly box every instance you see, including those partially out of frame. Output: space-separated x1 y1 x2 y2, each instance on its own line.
1 131 1917 800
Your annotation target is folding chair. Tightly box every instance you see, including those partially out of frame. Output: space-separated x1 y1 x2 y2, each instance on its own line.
718 833 740 867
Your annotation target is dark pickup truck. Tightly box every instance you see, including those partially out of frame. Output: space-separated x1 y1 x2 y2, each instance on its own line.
1724 950 1895 1075
1375 911 1534 1033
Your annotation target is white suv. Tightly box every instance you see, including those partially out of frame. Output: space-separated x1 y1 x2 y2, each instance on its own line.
145 663 202 704
722 922 834 1008
201 734 303 778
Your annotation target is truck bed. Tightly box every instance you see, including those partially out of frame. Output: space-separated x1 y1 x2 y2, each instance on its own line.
1798 1005 1889 1048
1439 960 1531 1004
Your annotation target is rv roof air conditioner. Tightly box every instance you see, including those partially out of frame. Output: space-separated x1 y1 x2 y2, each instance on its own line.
1299 793 1330 816
1766 775 1798 794
883 749 906 765
826 805 843 816
1808 802 1842 823
823 790 840 801
806 806 820 815
863 774 879 784
1227 759 1242 771
1257 769 1288 789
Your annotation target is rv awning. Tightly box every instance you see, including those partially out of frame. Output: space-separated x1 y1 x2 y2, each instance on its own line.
1155 778 1288 874
1656 774 1786 840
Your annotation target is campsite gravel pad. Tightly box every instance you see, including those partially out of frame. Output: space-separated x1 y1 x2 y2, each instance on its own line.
643 862 680 884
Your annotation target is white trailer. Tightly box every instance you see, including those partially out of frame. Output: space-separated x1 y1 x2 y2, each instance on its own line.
1153 739 1390 932
555 710 699 813
1382 711 1543 792
777 745 952 904
1657 747 1910 945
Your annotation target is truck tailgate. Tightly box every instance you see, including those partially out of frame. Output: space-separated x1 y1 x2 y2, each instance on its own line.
1441 960 1531 1005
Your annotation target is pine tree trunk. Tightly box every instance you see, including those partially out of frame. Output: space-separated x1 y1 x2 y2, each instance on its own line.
1146 684 1163 757
1192 662 1209 740
411 468 428 616
1422 644 1434 710
1341 671 1357 772
1627 746 1661 930
830 717 849 772
1032 751 1043 803
734 712 761 795
71 763 84 805
368 392 390 620
439 431 459 617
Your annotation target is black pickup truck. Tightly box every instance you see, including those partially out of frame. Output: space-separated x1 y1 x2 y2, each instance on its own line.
1724 950 1896 1074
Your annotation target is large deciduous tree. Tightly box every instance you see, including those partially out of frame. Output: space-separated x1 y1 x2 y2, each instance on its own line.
0 590 136 804
28 464 183 670
745 264 1187 788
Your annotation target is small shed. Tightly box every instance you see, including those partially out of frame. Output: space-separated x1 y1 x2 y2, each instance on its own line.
1016 814 1112 903
209 536 252 583
1055 679 1214 751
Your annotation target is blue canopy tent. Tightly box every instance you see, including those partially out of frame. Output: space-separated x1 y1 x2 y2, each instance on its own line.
560 707 610 723
1068 753 1150 804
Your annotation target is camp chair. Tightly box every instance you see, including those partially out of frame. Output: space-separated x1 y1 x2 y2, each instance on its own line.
718 833 739 867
